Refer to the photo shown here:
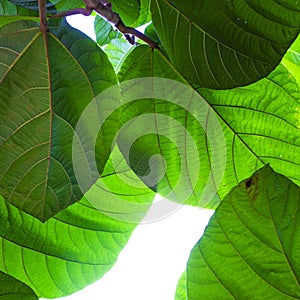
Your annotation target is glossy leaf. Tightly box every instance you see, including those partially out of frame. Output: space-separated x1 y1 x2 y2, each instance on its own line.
0 20 117 221
151 0 300 89
185 165 300 299
0 146 154 298
94 15 121 46
0 271 38 299
117 45 300 208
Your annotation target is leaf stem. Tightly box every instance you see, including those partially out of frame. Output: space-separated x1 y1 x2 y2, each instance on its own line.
38 0 48 32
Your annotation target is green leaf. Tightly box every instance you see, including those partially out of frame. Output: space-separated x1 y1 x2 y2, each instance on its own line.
117 45 300 208
151 0 300 89
104 38 132 71
8 0 83 13
134 0 151 27
186 165 300 299
0 271 38 299
0 146 155 298
94 15 122 46
144 22 160 45
0 20 117 221
283 34 300 84
0 0 39 27
110 0 140 27
175 272 187 300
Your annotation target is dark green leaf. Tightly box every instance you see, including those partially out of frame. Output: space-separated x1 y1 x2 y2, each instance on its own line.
186 165 300 299
0 146 154 298
117 45 300 208
110 0 140 27
0 271 38 299
144 22 160 45
8 0 83 13
151 0 300 89
0 0 39 27
94 15 121 46
0 20 117 221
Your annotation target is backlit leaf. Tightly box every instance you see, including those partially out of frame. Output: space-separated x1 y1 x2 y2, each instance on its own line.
185 166 300 299
151 0 300 89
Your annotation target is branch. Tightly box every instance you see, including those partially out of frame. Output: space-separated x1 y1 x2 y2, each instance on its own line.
51 0 158 48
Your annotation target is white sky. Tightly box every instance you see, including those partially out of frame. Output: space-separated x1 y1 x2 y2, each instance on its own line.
40 15 215 300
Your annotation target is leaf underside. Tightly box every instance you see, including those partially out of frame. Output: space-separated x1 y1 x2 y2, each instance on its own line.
186 165 300 299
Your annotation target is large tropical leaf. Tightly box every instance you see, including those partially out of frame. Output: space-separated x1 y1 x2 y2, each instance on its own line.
184 165 300 299
0 146 155 298
151 0 300 89
0 20 117 221
0 0 39 27
0 271 38 299
175 272 187 300
8 0 83 13
117 45 300 208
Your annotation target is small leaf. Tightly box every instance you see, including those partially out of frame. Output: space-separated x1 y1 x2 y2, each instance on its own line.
0 20 117 220
104 38 132 71
283 34 300 84
0 146 155 298
94 15 121 46
151 0 300 89
186 165 300 299
175 272 187 300
0 271 38 299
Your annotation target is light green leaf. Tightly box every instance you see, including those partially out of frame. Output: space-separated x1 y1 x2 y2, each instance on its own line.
175 272 187 300
186 165 300 299
94 15 121 46
117 45 300 208
283 34 300 84
0 146 155 298
0 271 38 299
104 38 132 71
151 0 300 89
0 20 117 221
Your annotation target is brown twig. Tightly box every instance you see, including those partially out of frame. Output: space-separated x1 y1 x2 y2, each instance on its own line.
51 0 158 48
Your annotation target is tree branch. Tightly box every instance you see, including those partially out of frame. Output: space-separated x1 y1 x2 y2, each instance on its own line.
51 0 158 48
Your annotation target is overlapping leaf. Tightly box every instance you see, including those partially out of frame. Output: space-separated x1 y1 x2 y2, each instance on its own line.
117 45 300 208
0 20 117 221
94 15 122 46
151 0 300 89
0 146 154 298
184 166 300 299
104 38 132 70
8 0 83 13
0 0 39 27
0 271 38 299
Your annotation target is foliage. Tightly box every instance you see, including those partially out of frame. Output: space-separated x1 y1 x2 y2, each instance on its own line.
0 0 299 298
